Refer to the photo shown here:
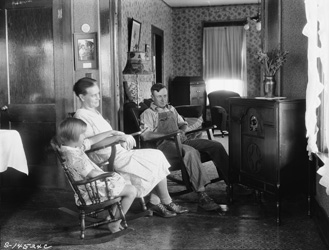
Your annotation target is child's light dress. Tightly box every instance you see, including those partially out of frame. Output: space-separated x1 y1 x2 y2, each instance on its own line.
60 144 126 205
74 108 170 198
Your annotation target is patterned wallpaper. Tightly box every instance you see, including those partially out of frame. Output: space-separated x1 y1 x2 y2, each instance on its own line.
281 0 307 98
121 1 262 96
120 0 173 86
172 5 262 97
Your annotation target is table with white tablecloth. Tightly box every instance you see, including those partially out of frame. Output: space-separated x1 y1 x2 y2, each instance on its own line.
0 129 29 175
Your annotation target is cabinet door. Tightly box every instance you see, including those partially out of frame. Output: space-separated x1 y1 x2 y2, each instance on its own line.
229 102 278 191
241 106 277 183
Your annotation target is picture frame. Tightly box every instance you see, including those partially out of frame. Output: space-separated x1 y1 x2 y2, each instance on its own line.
129 19 141 52
74 33 97 70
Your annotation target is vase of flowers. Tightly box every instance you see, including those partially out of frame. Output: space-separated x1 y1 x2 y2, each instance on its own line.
255 48 289 98
263 76 276 98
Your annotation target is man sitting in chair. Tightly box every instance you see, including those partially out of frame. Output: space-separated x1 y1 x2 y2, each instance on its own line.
140 83 229 211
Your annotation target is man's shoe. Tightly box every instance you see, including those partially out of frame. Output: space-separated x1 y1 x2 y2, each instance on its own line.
198 192 220 211
164 202 189 214
218 204 229 212
147 203 177 218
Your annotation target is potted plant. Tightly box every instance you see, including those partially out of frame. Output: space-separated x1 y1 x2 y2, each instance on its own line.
255 48 289 97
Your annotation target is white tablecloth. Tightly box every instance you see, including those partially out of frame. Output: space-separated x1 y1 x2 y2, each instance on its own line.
0 129 29 175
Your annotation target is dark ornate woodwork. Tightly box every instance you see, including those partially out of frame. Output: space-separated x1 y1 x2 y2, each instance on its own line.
0 0 72 189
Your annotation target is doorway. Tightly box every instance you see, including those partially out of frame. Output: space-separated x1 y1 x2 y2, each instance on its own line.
151 25 163 84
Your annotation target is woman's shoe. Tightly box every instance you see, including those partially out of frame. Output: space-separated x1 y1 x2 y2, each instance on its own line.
164 202 189 214
147 202 177 218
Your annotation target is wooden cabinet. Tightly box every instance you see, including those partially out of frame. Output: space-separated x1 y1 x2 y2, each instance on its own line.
229 98 308 224
169 76 206 118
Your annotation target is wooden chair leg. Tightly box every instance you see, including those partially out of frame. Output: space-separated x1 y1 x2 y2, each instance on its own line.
80 211 86 239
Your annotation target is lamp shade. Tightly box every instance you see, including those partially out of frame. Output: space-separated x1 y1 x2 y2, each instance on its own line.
123 51 149 74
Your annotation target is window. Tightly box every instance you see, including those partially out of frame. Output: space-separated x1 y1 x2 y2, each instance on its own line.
202 22 247 100
304 0 329 192
318 61 328 154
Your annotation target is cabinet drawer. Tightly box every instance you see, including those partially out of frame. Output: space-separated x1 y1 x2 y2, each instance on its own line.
190 85 204 95
191 96 205 106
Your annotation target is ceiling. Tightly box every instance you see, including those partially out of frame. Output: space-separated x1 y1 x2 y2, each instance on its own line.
163 0 259 7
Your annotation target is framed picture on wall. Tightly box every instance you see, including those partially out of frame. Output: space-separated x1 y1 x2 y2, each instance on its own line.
74 33 98 70
129 19 141 52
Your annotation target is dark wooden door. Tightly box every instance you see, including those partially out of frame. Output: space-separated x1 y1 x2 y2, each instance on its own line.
0 0 71 188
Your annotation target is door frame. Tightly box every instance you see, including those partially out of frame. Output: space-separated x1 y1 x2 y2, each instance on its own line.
151 25 164 84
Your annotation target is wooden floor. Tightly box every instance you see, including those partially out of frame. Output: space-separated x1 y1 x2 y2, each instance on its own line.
0 181 327 250
0 136 327 250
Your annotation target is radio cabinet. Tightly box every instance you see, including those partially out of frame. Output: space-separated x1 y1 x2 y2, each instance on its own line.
229 98 308 224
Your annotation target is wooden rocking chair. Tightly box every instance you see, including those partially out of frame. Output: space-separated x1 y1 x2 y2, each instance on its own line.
130 105 224 197
50 136 150 239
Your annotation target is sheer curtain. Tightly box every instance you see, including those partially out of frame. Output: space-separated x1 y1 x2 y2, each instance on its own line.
303 0 329 194
203 25 247 97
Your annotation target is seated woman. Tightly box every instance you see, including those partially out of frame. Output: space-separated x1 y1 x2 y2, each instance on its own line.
57 117 136 233
73 77 188 218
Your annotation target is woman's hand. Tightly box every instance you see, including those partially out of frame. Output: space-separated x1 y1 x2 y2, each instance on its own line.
86 169 104 179
119 134 136 150
177 129 186 136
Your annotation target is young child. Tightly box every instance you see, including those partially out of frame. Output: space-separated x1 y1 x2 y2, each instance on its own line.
57 117 137 233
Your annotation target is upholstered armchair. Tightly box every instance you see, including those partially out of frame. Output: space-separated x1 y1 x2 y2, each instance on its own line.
207 90 240 137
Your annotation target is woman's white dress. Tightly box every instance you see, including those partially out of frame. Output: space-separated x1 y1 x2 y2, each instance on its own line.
74 108 170 197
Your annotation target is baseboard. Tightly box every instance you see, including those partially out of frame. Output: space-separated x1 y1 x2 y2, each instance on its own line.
312 199 329 248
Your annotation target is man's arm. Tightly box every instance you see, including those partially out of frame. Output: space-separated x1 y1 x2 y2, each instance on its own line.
178 124 188 133
141 130 168 141
140 109 168 140
174 108 188 133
